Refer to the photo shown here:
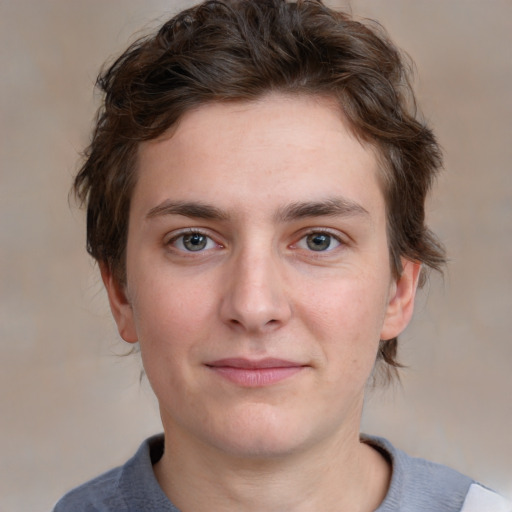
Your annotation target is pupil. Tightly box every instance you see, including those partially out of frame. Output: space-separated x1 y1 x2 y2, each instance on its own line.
307 233 330 251
184 233 207 251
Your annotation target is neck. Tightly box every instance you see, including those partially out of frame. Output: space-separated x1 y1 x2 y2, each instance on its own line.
154 423 390 512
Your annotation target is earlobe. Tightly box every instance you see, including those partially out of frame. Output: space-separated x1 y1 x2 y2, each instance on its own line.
99 263 138 343
380 259 422 341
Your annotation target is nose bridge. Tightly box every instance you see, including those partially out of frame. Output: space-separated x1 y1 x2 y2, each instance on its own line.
220 238 291 332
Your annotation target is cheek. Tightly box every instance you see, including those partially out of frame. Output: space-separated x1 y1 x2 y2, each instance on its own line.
130 258 214 327
130 286 209 401
128 273 213 370
301 274 390 363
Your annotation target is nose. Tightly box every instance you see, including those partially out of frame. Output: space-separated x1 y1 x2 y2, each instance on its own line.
219 246 292 334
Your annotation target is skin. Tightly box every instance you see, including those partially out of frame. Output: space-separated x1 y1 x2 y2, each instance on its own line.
102 93 420 511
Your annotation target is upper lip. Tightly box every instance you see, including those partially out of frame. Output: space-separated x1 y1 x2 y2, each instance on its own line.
205 358 306 369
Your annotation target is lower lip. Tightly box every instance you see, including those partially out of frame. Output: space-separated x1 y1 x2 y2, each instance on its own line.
207 366 304 387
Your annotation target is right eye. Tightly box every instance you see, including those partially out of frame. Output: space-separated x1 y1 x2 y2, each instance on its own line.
168 231 219 252
293 230 343 253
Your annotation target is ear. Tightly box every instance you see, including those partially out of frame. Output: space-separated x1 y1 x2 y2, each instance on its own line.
380 259 422 341
100 263 138 343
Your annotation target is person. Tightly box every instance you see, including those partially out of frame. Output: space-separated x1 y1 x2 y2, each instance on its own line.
53 1 510 510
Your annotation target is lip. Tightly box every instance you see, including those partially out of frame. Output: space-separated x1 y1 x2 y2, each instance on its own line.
205 358 307 387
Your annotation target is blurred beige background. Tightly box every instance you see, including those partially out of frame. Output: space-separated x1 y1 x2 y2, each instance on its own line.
1 1 511 510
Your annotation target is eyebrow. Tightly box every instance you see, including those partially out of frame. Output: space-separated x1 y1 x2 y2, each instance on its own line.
274 198 369 222
146 197 369 222
146 200 229 221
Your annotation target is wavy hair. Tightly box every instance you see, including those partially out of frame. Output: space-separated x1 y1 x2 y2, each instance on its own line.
75 0 446 382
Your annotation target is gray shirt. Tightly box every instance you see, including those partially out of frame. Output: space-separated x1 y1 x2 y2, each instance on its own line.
52 434 495 511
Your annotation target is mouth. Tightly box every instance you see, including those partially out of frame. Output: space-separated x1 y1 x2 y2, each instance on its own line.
205 358 308 387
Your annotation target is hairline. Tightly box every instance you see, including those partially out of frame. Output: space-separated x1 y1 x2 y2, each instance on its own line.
112 91 396 285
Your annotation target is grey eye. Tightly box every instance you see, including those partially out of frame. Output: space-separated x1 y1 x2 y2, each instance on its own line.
306 233 333 251
169 231 219 253
182 233 208 251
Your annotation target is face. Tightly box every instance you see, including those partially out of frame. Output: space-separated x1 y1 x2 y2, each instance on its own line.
103 94 419 458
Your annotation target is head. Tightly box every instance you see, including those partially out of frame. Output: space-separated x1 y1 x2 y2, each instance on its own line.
75 0 445 382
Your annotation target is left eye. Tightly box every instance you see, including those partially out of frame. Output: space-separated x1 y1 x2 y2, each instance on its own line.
171 232 217 252
297 232 341 252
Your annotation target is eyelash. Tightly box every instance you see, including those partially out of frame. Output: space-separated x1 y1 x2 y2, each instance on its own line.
165 229 222 254
292 228 345 254
165 228 346 255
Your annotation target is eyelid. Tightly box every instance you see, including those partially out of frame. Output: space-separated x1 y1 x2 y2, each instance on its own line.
163 226 349 253
291 227 348 252
165 228 224 252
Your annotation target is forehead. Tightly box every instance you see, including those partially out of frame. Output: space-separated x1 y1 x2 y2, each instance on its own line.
133 93 384 222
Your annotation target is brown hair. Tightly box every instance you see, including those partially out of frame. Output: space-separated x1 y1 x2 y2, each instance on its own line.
74 0 446 381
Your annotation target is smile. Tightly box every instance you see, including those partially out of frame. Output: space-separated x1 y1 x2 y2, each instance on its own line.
205 358 307 387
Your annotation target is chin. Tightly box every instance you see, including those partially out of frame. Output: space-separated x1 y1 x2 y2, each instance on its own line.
214 430 307 460
202 405 323 459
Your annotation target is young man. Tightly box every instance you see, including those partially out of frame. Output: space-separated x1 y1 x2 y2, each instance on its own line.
54 1 510 510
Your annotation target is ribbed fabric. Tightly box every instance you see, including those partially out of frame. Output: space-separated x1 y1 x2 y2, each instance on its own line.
364 436 472 512
53 434 178 512
53 434 504 511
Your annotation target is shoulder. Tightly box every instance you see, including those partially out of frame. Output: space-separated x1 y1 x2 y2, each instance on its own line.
364 435 510 512
52 465 125 512
52 434 177 512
